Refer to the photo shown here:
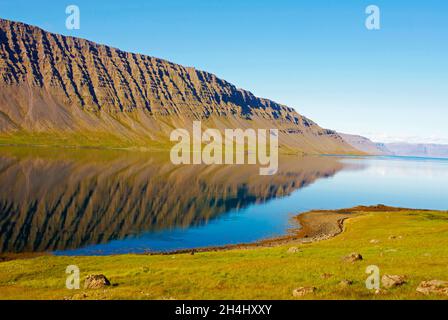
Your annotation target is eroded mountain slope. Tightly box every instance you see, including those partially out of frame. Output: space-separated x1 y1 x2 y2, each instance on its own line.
0 18 356 153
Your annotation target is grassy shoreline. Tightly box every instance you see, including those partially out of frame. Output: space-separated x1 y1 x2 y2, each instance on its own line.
0 206 447 300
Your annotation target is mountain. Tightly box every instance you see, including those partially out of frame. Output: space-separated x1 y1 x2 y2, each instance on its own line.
0 18 357 154
339 133 390 155
383 143 448 159
340 132 448 159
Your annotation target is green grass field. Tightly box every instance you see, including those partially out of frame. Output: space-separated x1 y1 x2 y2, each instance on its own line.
0 208 447 300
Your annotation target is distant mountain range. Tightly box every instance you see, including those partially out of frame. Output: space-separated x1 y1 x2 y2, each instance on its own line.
0 18 358 154
340 133 448 159
339 134 389 155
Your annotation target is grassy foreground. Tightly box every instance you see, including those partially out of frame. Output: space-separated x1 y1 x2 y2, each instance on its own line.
0 208 447 300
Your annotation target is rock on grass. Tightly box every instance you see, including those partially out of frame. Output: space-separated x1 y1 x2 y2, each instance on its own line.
416 280 448 296
343 252 363 263
84 274 111 289
381 275 406 288
292 287 316 297
339 279 353 287
287 247 301 254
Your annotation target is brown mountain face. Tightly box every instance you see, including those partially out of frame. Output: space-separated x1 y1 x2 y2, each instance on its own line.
0 18 356 153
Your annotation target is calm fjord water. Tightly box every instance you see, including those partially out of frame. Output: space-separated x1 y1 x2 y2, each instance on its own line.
0 147 446 255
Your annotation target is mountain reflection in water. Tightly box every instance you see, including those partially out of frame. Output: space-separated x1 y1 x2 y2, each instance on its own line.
0 147 350 254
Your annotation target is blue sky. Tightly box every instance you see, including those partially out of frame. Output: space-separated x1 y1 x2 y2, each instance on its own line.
1 0 447 143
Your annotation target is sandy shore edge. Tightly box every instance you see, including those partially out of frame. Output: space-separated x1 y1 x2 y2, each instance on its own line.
0 205 432 261
150 205 420 255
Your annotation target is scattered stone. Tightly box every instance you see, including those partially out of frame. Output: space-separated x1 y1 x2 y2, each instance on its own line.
339 279 353 287
389 235 402 240
343 252 363 263
370 239 380 244
72 293 88 300
141 266 150 273
292 287 317 297
320 273 333 279
287 247 301 254
374 289 387 295
381 275 407 288
84 274 111 289
416 280 448 296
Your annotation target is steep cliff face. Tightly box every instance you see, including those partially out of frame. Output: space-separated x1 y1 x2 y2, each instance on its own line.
0 18 356 153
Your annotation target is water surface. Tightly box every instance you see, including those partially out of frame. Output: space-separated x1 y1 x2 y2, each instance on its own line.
0 147 446 255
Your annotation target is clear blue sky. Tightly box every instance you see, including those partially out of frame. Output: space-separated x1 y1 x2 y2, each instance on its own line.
1 0 447 143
